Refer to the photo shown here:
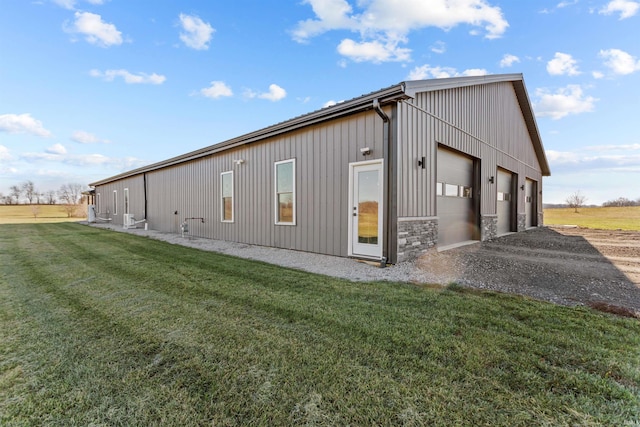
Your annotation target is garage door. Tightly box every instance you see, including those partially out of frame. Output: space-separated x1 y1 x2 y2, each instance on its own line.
525 179 536 228
437 148 476 248
497 169 514 236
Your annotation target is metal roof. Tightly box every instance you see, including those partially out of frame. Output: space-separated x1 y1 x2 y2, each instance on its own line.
90 74 549 186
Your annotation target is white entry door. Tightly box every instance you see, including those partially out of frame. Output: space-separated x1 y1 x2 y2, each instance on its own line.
349 160 383 259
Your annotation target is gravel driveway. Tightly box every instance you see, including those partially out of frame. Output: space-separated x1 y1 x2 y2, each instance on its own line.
88 223 640 317
413 226 640 316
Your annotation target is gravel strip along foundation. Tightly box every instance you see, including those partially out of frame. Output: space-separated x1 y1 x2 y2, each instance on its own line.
87 223 640 317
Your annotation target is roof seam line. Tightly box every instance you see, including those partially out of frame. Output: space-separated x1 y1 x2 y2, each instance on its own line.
399 99 541 173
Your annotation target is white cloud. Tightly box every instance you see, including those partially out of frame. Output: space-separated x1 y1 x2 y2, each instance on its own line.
292 0 356 42
533 85 597 120
546 149 580 164
243 88 257 99
599 0 640 19
292 0 508 63
20 152 61 162
71 154 146 170
245 84 287 101
68 11 122 47
430 41 446 54
337 38 411 63
547 52 580 76
323 100 345 108
586 143 640 151
407 65 487 80
90 69 166 84
599 48 640 75
499 54 520 68
179 13 215 50
592 71 605 79
52 0 76 9
199 81 233 99
20 150 145 170
546 146 640 175
259 84 287 101
52 0 107 9
46 144 67 155
0 113 52 138
71 130 110 144
539 1 578 13
557 0 579 8
463 68 489 76
0 145 12 161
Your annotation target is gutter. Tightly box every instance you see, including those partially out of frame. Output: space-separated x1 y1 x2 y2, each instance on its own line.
373 98 391 267
373 98 390 123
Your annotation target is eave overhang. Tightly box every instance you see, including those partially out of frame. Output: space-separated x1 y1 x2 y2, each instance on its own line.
90 73 549 187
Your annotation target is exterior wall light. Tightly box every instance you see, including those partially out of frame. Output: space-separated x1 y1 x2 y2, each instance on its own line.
489 176 495 184
360 147 371 156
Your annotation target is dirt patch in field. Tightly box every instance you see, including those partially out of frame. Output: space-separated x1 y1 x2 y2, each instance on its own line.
415 227 640 317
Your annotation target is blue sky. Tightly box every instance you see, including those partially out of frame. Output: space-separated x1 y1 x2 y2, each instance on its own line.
1 0 639 205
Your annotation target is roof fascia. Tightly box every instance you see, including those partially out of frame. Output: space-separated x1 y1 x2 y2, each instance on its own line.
90 83 407 186
403 73 524 98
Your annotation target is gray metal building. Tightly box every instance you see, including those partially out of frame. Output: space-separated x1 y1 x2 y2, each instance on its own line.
90 74 550 264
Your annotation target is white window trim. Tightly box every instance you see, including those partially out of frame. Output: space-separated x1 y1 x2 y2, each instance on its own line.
221 170 234 223
274 158 296 225
112 190 117 215
124 188 129 215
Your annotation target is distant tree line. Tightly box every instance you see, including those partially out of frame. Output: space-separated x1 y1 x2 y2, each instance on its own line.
0 180 86 208
601 197 640 207
544 192 640 210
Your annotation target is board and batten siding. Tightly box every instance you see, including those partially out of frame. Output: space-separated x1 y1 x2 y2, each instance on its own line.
95 175 145 220
396 81 543 219
94 109 388 258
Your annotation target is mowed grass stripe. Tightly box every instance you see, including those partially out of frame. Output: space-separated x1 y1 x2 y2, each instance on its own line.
1 223 639 426
2 226 230 424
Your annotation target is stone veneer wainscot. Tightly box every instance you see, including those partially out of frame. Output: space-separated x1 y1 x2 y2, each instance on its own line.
397 217 438 262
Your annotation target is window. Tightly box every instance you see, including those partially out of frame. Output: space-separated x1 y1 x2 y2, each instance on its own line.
438 182 472 199
124 188 129 215
275 159 295 225
96 193 100 212
112 190 117 215
498 192 511 202
221 171 233 222
445 183 459 197
460 186 473 198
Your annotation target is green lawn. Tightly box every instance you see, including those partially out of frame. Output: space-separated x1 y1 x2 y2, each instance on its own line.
544 206 640 231
1 223 639 426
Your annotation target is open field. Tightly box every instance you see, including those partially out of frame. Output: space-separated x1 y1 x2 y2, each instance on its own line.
0 205 86 224
544 206 640 231
1 223 639 426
